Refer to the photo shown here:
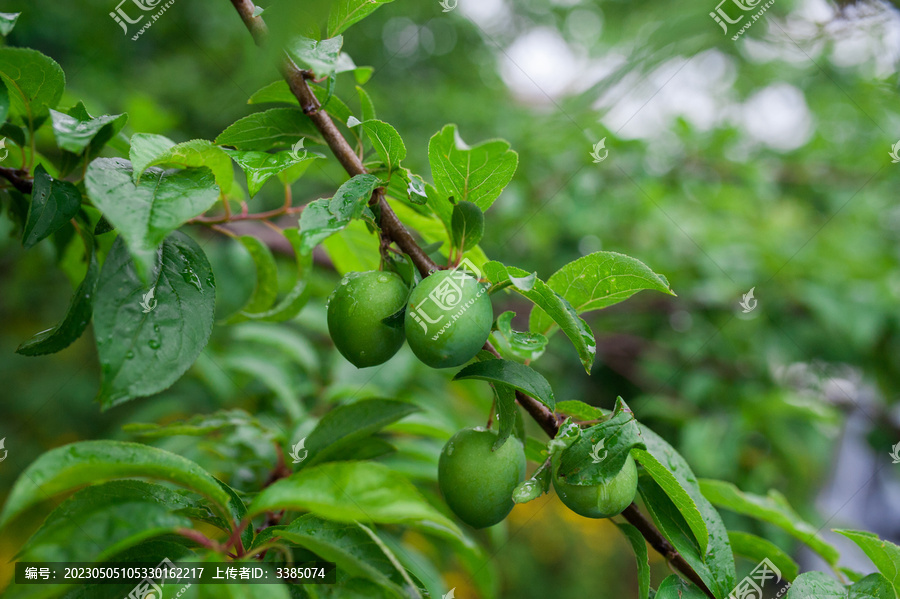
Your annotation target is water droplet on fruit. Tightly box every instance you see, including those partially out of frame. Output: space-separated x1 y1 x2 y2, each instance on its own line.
377 274 389 283
445 442 454 455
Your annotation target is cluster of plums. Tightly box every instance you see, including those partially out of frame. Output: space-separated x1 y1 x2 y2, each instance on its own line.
326 269 637 528
438 428 638 528
326 269 493 369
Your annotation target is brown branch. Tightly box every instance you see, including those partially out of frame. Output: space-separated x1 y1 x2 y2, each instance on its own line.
0 166 33 194
226 3 712 596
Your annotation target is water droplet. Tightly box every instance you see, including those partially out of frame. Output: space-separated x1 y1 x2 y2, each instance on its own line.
125 351 135 359
148 339 161 349
377 274 389 283
206 275 215 287
445 442 454 456
153 324 160 332
181 268 202 291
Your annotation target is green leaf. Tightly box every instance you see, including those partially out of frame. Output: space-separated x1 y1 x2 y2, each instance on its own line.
784 572 847 599
848 573 896 599
22 164 81 249
701 479 840 566
248 461 462 535
0 47 65 131
0 12 20 36
49 107 127 154
145 139 234 193
512 459 550 504
529 251 674 336
288 35 344 77
238 228 312 322
451 200 484 253
301 399 420 468
453 359 555 410
16 480 193 563
297 173 381 253
227 235 278 320
0 440 231 528
358 86 376 121
224 148 321 197
727 531 800 582
484 260 596 373
93 232 216 408
327 0 397 37
555 399 605 421
0 78 9 124
129 132 176 180
248 80 297 105
556 398 645 486
17 226 97 356
255 515 411 598
836 529 900 596
491 381 518 451
427 124 518 211
215 107 323 151
637 426 736 593
84 157 219 283
361 119 406 173
490 311 548 362
655 575 707 599
616 523 650 599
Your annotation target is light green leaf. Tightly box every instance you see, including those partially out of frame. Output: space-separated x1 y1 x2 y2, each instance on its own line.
49 107 127 154
84 157 219 283
655 575 707 599
0 47 65 131
327 0 397 37
288 35 344 77
0 440 231 528
727 531 800 582
836 529 900 596
248 461 462 535
555 399 605 421
297 173 381 253
490 311 548 363
848 573 896 599
237 228 312 322
530 251 674 336
129 132 176 180
22 164 81 248
226 235 278 320
361 119 406 172
617 523 650 599
512 458 550 504
784 572 846 599
451 200 484 253
427 124 518 211
93 233 216 408
215 107 324 151
453 359 555 409
701 479 840 566
484 260 595 373
358 86 376 121
224 148 321 197
146 138 234 193
0 12 20 36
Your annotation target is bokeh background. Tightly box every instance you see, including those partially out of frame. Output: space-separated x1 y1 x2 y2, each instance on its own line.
1 0 899 596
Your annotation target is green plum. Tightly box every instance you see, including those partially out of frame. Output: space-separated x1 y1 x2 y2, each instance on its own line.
438 428 526 529
405 269 492 368
552 454 638 519
326 270 408 368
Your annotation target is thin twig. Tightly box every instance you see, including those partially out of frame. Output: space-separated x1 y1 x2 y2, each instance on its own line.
0 166 33 194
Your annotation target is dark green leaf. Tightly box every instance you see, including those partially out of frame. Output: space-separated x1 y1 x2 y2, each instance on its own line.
451 200 484 253
836 529 900 595
0 12 20 36
530 251 674 335
702 479 840 566
0 77 9 124
727 531 799 582
301 399 420 468
490 311 548 362
784 572 846 599
224 148 321 197
617 523 650 599
655 575 708 599
297 173 381 253
453 359 555 410
0 440 232 528
361 119 406 173
484 260 596 373
17 226 97 356
556 398 645 486
427 124 518 211
327 0 398 37
215 107 323 151
49 107 127 154
226 235 278 320
849 573 896 599
22 164 81 249
0 47 65 131
84 157 219 283
492 381 518 451
238 228 312 322
93 232 216 408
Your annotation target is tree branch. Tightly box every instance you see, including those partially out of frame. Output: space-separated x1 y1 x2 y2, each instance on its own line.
0 167 33 194
226 3 713 596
